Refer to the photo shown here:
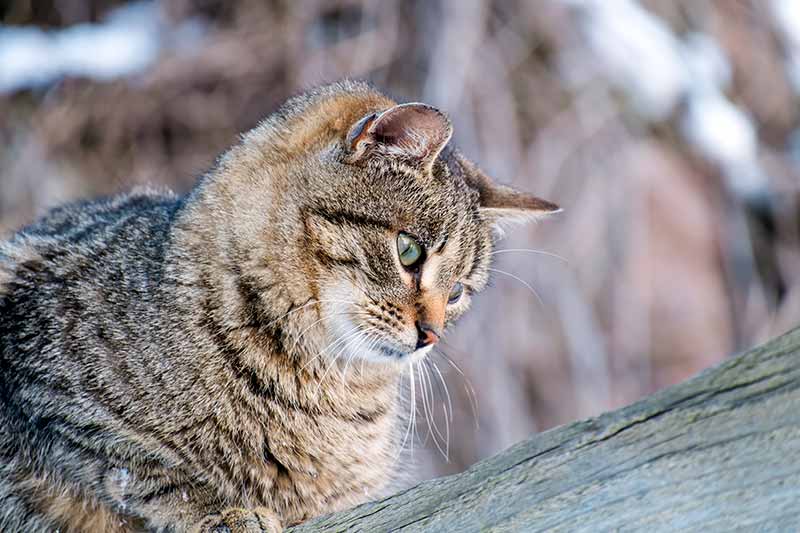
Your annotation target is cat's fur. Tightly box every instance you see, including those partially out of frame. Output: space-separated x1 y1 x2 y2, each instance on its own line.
0 80 558 532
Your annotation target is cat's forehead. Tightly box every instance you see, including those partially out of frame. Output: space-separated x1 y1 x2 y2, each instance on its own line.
367 161 476 240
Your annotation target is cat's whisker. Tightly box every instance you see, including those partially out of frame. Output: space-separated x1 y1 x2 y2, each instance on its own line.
290 310 372 353
265 298 365 333
410 361 418 455
415 360 432 448
443 396 451 460
436 347 479 430
429 359 453 427
487 248 569 265
297 314 376 371
357 330 382 370
340 352 356 389
429 358 454 455
364 330 382 356
425 360 451 462
302 325 360 372
291 315 331 352
488 267 545 309
315 323 381 397
418 361 436 448
418 359 448 461
338 327 379 390
391 363 416 466
425 359 453 460
341 342 363 384
312 327 366 396
401 361 419 457
342 328 381 381
264 299 339 328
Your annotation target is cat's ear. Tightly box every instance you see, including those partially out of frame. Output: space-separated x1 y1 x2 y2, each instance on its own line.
479 185 561 236
346 103 452 170
456 152 560 237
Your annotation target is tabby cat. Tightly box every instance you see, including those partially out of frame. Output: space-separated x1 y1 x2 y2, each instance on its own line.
0 80 559 532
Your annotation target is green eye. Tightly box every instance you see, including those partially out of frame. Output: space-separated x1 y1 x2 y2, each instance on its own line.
448 282 464 304
397 233 423 267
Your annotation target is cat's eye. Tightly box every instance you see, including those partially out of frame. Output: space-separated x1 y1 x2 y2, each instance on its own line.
448 282 464 304
397 233 423 267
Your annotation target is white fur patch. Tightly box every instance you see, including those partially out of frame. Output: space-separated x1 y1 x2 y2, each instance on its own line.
409 344 434 362
419 253 443 290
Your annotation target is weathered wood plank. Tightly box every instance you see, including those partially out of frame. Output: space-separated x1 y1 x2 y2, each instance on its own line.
291 327 800 532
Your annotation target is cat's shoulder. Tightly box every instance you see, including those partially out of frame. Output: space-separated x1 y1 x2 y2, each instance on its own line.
0 186 180 293
17 185 179 238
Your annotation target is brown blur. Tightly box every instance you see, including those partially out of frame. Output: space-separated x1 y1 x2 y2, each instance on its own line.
1 0 799 482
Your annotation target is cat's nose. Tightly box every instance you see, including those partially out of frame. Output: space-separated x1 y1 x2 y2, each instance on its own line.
415 321 441 349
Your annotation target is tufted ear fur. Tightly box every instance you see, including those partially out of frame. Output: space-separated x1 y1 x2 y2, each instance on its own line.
346 103 452 171
455 152 561 237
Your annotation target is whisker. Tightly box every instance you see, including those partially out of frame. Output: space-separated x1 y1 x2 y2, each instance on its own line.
430 359 453 460
416 359 433 448
337 330 371 394
394 362 417 464
290 310 372 352
313 327 366 396
302 325 360 372
488 248 569 265
430 359 454 429
398 363 416 458
419 360 449 461
435 347 479 430
343 328 381 380
265 298 361 329
326 324 381 395
339 327 379 388
409 361 418 455
488 267 545 309
424 359 452 461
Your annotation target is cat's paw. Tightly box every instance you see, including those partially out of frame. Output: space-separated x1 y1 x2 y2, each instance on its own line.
193 507 282 533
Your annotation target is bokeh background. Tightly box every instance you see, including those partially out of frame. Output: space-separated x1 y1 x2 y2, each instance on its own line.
2 0 799 483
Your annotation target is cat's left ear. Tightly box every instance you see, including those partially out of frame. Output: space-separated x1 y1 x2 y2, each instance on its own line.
456 153 561 236
346 103 452 170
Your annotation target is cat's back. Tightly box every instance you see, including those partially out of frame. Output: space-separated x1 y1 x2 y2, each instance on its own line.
0 188 183 365
2 187 181 254
1 188 181 291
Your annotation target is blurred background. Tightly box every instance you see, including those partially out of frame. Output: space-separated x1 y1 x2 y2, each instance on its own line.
1 0 799 484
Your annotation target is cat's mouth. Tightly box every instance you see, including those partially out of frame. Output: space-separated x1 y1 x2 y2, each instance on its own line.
375 344 406 358
320 296 434 365
375 342 434 362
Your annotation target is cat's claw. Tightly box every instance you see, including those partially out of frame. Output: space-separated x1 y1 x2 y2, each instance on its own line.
194 508 282 533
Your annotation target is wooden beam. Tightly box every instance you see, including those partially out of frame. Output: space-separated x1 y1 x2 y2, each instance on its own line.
291 327 800 532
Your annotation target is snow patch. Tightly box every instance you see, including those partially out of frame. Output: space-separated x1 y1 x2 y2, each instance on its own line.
0 1 203 93
563 0 766 199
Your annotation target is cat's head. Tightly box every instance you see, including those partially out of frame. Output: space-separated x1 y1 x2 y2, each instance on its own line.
214 82 559 366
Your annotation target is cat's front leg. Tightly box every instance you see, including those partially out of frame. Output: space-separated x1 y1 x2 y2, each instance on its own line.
193 507 282 533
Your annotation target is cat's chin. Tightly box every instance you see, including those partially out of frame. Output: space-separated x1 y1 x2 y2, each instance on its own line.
322 311 432 367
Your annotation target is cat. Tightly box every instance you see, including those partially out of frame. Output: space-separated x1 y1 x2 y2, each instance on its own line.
0 80 559 532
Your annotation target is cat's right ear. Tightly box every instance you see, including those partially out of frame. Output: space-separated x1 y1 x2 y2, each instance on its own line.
455 152 561 237
345 103 452 171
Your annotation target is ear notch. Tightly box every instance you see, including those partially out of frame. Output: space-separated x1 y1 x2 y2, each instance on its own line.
455 152 561 236
346 103 453 169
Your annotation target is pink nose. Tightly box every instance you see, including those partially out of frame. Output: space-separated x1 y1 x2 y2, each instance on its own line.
415 322 440 349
